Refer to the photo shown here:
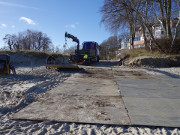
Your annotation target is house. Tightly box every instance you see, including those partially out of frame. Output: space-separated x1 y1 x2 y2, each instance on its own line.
126 15 180 49
121 40 129 49
115 40 129 56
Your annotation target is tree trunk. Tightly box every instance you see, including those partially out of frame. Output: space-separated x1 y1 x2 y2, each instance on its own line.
159 0 167 37
143 1 148 49
170 18 180 53
146 24 164 53
8 40 12 50
149 39 152 52
158 0 172 39
142 24 148 48
130 25 135 49
166 0 172 38
130 1 165 53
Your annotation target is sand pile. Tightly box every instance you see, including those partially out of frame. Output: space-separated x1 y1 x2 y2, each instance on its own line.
0 51 70 67
127 56 180 67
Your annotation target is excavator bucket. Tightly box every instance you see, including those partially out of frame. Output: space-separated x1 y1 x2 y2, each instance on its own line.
46 55 80 70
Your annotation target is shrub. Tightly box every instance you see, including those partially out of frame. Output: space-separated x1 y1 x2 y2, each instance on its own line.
149 38 180 54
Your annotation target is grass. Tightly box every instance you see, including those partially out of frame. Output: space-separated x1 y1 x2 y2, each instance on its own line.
124 49 161 58
121 48 180 60
0 50 69 58
118 48 180 67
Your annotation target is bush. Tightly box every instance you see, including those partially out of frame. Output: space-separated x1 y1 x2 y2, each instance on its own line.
172 38 180 54
149 38 180 54
123 48 161 59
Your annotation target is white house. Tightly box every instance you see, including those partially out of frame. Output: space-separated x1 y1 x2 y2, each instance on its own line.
127 15 180 49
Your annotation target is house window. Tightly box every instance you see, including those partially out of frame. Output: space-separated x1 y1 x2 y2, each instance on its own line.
134 37 140 41
155 31 161 36
140 36 144 40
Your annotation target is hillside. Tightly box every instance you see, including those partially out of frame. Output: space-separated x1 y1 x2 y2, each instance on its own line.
126 56 180 67
0 50 69 67
119 49 180 68
1 50 180 68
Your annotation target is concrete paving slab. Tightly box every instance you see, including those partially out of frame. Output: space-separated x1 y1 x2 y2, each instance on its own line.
155 75 180 87
13 94 130 125
123 97 180 127
116 78 180 99
13 68 130 125
114 69 180 127
51 74 119 96
12 66 180 127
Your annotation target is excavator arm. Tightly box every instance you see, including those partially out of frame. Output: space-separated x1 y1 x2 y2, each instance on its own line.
65 32 79 44
65 32 80 54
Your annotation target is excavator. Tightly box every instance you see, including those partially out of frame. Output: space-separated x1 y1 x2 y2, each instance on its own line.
45 32 99 70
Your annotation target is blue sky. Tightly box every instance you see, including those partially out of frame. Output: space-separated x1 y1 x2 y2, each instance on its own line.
0 0 111 50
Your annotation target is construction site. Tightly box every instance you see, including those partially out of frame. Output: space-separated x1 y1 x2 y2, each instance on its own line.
0 0 180 134
0 47 180 134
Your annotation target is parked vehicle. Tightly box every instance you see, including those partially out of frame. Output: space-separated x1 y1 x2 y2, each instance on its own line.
0 54 16 75
65 32 99 65
0 55 10 75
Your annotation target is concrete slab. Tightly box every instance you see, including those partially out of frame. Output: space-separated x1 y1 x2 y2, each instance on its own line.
13 68 130 125
116 78 180 99
12 66 180 127
123 97 180 127
51 74 119 96
155 75 180 87
13 94 130 125
114 69 180 127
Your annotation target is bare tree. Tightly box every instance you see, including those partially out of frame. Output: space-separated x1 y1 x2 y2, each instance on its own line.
99 36 119 59
55 45 61 53
3 34 18 50
3 29 52 51
134 1 165 52
99 40 109 60
42 35 52 51
170 1 180 52
35 31 43 51
155 0 179 39
100 0 140 49
129 0 179 53
101 0 179 53
64 45 76 54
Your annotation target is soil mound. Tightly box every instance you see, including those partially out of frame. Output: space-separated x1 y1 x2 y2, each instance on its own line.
127 56 180 68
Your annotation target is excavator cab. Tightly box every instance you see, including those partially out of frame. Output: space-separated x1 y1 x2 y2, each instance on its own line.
0 55 10 75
